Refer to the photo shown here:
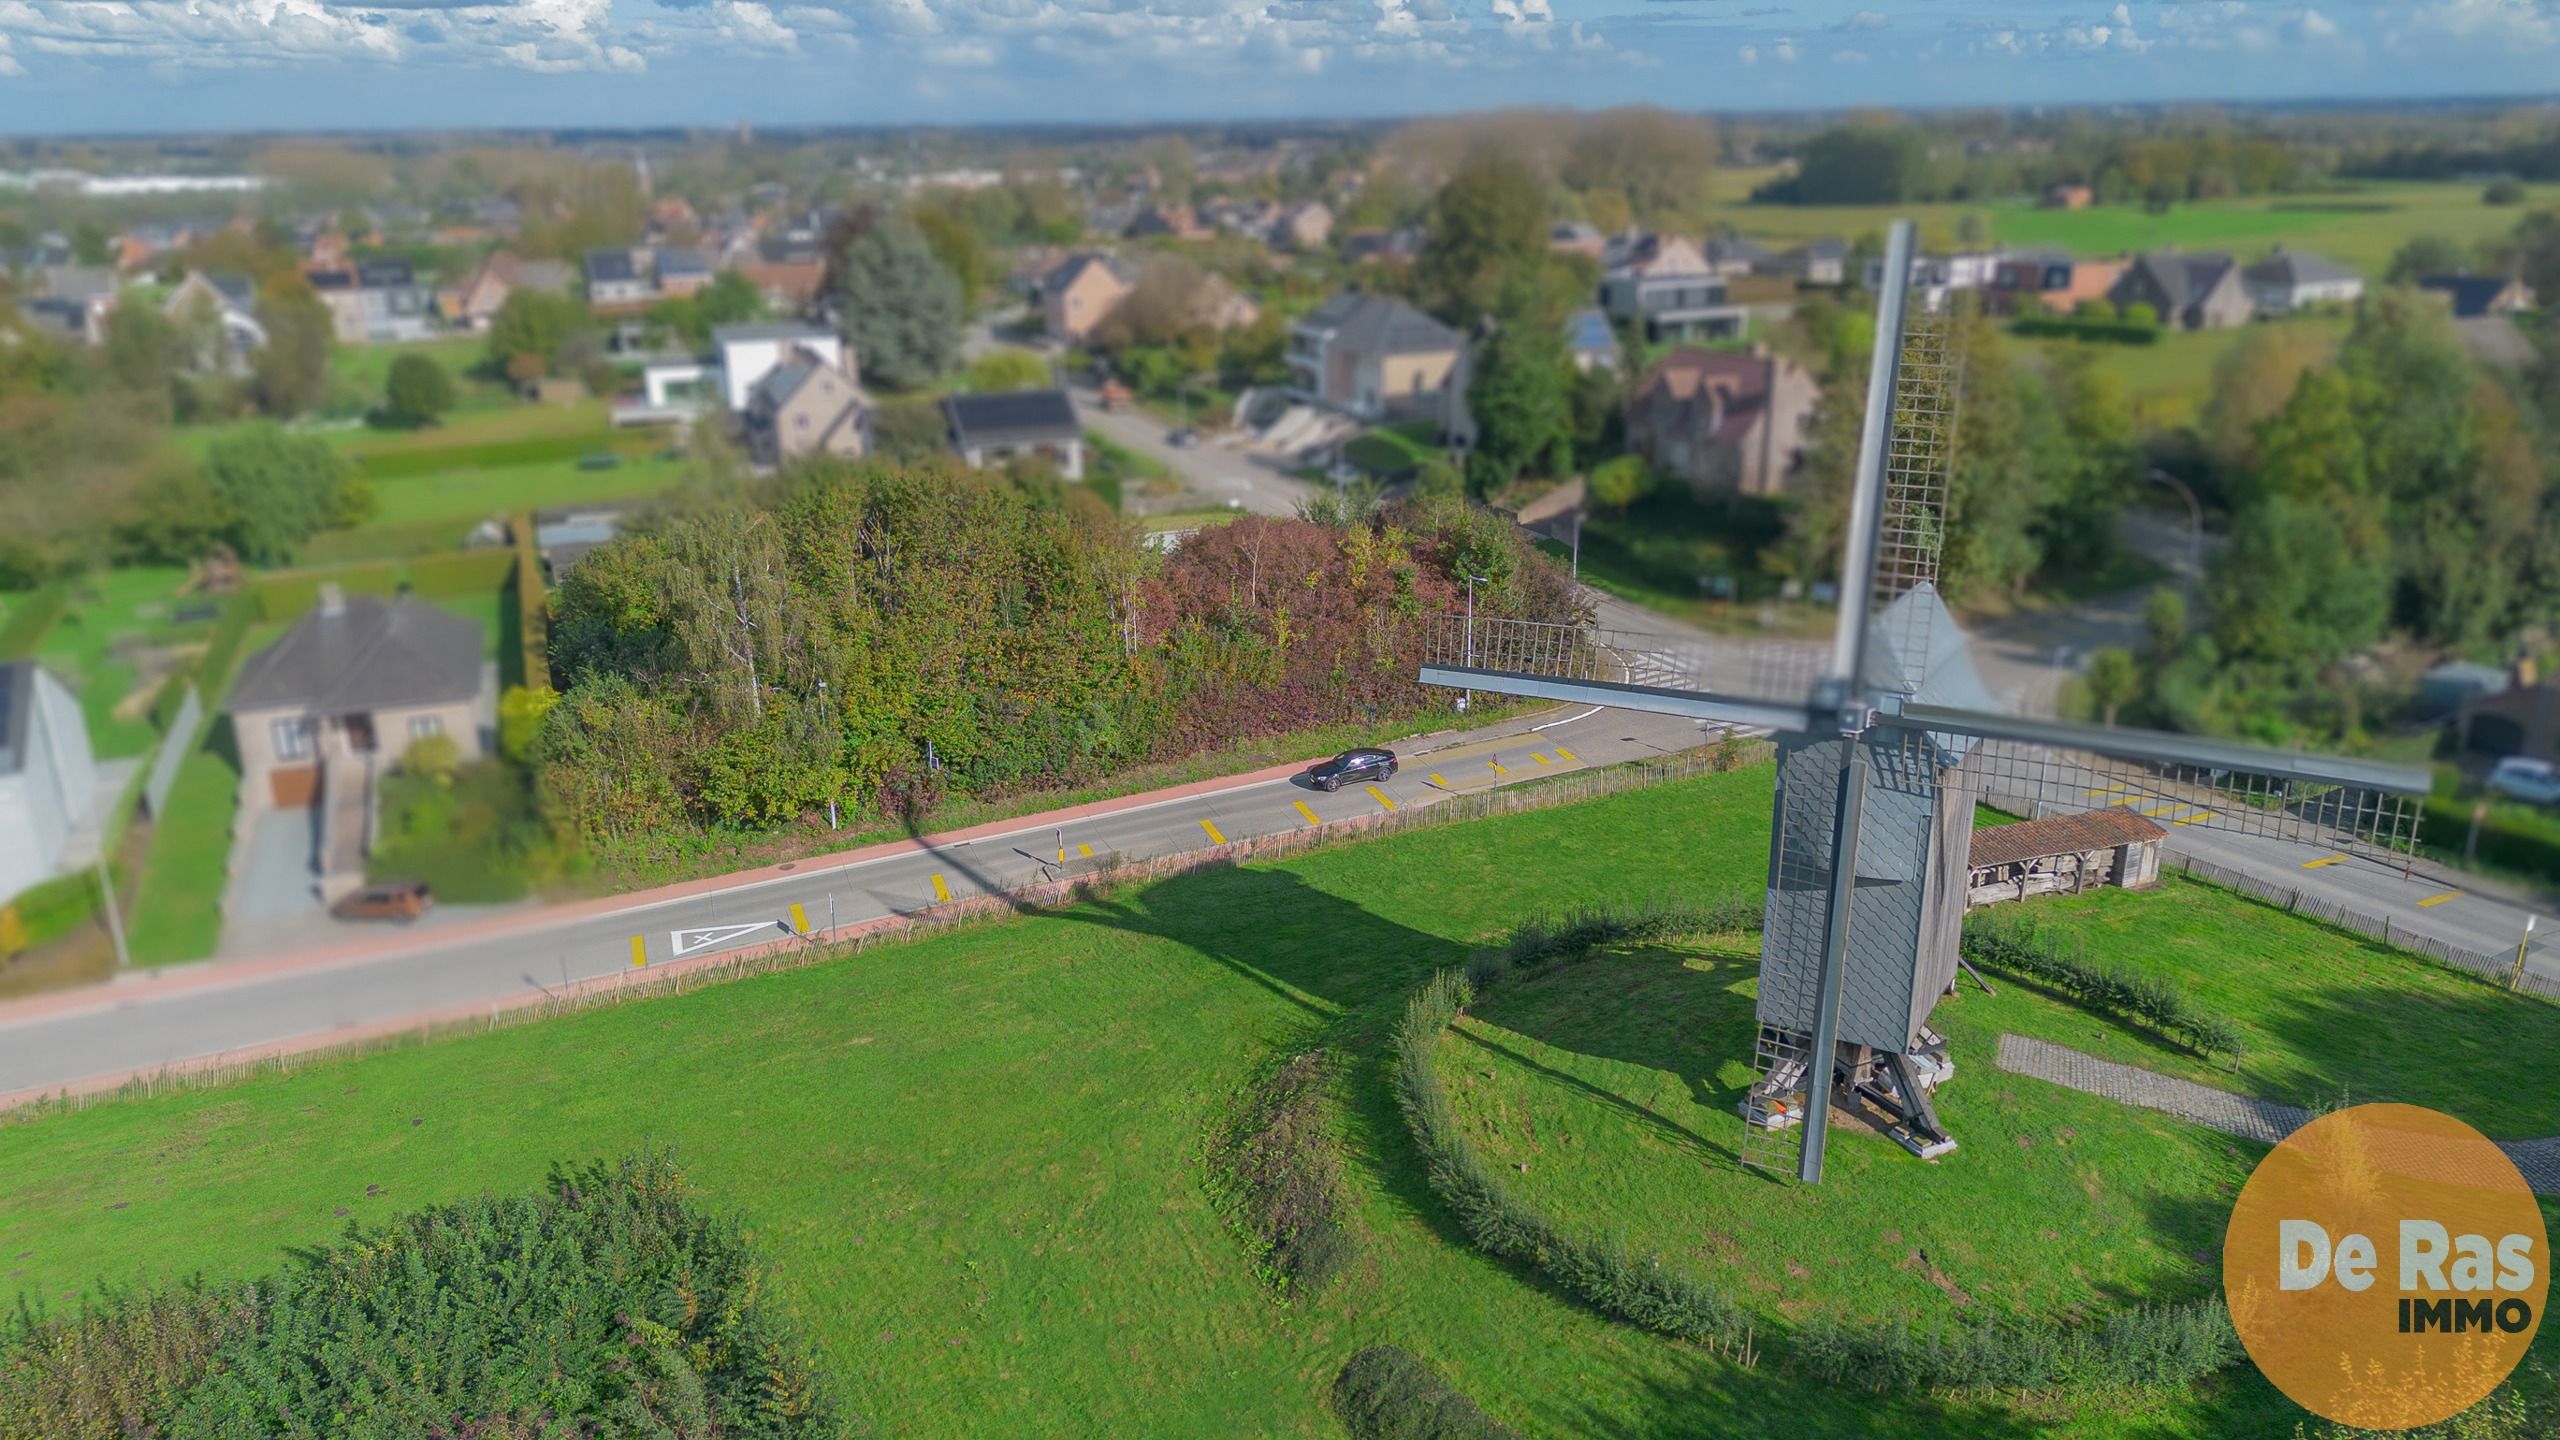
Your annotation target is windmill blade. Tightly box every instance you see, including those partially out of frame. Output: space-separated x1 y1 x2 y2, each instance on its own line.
1418 612 1827 732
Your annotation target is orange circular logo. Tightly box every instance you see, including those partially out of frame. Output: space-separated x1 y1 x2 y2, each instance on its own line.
2225 1103 2546 1430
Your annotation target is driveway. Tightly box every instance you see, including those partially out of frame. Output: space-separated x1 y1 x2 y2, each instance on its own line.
1068 382 1316 518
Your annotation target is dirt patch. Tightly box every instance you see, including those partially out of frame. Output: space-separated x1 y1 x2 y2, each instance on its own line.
1899 1248 1976 1308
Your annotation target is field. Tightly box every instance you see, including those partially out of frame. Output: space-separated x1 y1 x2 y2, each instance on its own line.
2026 312 2355 429
4 765 2550 1435
19 565 213 761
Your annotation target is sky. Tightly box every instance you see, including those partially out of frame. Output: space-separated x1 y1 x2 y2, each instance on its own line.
0 0 2554 134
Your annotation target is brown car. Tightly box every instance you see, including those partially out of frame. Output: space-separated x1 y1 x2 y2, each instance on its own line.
332 881 433 923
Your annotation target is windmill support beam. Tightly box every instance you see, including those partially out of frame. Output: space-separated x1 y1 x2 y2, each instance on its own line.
1798 739 1872 1185
1417 666 1813 733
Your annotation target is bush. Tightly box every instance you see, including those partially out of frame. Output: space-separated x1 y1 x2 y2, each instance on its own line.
369 759 545 901
1793 1297 2239 1394
1466 897 1759 993
0 1152 844 1439
2420 792 2560 885
1961 907 2245 1059
1219 1051 1355 1297
379 352 456 427
499 683 560 765
2483 179 2527 206
2120 302 2160 328
3 868 103 949
1330 1345 1524 1440
2011 315 2163 347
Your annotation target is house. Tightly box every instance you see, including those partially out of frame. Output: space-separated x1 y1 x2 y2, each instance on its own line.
655 248 715 300
2043 183 2095 211
712 321 849 414
1041 252 1138 344
736 251 827 312
1623 345 1820 499
584 247 656 310
18 298 97 346
225 588 490 892
1989 250 2126 316
535 503 640 580
1548 222 1607 260
1124 205 1202 241
1701 234 1772 278
1563 307 1621 373
310 259 437 344
2456 680 2560 762
31 265 118 343
2419 274 2536 319
1965 809 2163 909
1270 201 1333 253
0 661 101 913
943 389 1085 480
2455 314 2537 369
1340 227 1424 267
162 270 266 372
2243 249 2363 316
439 251 571 332
1768 237 1848 286
2108 251 2252 331
1599 233 1746 343
1862 251 2003 312
1286 292 1471 435
744 358 870 468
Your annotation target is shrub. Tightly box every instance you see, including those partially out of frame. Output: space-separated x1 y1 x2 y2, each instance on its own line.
380 352 456 427
1218 1050 1355 1297
2011 315 2163 346
2483 179 2526 206
0 1152 844 1439
1961 908 2245 1059
1793 1297 2239 1394
1329 1345 1525 1440
370 759 545 902
499 683 561 766
2120 302 2160 328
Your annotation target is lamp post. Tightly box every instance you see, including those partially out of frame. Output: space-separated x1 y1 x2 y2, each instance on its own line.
2148 467 2203 574
2513 915 2538 990
817 679 837 830
1571 510 1584 584
1460 571 1489 714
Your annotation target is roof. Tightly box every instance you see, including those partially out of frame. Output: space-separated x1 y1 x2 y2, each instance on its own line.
2244 250 2358 289
1298 291 1461 357
1637 346 1774 405
1044 252 1137 295
1969 808 2167 870
2126 251 2237 310
307 270 354 292
944 388 1081 449
2419 275 2522 319
1785 237 1848 261
1703 234 1771 265
1563 307 1619 357
226 594 486 717
1550 222 1603 245
40 266 116 302
19 297 89 338
514 259 573 294
585 248 640 284
751 360 821 411
714 321 833 346
354 258 416 289
0 660 29 777
2456 314 2535 368
656 247 712 277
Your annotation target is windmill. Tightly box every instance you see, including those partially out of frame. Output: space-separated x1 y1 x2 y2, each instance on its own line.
1422 221 2428 1184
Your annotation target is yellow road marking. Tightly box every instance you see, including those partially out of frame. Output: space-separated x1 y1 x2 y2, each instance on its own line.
2139 802 2186 818
629 935 646 968
1488 759 1507 776
2106 794 2142 807
2088 783 2129 797
2301 855 2346 870
2418 890 2461 908
1293 800 1320 825
1530 752 1550 765
1366 785 1398 812
2174 811 2214 825
1427 771 1448 788
930 873 950 903
1553 746 1578 761
1077 843 1093 858
789 902 809 933
1199 818 1227 844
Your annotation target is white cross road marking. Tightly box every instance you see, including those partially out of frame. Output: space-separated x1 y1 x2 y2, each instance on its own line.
669 920 785 958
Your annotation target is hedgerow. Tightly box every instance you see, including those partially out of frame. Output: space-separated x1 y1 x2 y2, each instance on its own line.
0 1151 846 1439
1961 908 2246 1060
1465 897 1762 992
1217 1050 1356 1298
1792 1297 2240 1394
1329 1345 1525 1440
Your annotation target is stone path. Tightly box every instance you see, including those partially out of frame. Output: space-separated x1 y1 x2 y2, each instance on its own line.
1994 1033 2560 1197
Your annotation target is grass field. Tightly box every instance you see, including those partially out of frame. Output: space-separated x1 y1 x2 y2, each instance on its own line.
4 765 2550 1434
23 566 214 762
361 453 687 528
2027 311 2356 429
122 738 238 968
322 337 513 419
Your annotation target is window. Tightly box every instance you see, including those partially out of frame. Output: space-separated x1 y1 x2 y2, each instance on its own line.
408 715 444 742
271 717 312 761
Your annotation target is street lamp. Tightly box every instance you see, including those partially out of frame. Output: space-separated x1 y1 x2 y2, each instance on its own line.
817 679 837 831
1460 571 1489 713
2148 468 2203 574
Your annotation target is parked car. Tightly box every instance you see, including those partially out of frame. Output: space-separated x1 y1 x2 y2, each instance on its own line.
1306 747 1398 792
2488 756 2560 806
332 880 434 923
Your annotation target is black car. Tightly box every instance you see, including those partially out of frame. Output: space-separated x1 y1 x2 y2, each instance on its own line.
1306 747 1398 792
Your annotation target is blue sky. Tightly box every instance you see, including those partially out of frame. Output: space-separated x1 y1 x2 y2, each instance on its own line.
0 0 2553 134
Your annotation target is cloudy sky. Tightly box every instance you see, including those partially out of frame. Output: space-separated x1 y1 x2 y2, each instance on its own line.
0 0 2553 133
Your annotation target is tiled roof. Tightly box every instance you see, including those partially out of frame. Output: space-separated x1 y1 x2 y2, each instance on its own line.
227 594 485 716
1299 291 1460 356
1969 809 2167 870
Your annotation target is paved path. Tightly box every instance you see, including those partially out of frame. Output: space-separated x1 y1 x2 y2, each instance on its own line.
1995 1033 2560 1196
1067 381 1316 519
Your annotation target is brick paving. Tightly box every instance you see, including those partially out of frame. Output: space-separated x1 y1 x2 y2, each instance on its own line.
1994 1033 2560 1197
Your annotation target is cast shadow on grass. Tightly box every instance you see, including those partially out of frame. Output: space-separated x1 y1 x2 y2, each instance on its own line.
2242 970 2560 1138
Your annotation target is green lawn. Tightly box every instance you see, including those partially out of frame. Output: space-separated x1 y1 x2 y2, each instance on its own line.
122 738 239 967
23 566 216 762
324 337 513 419
3 765 2550 1434
2029 312 2355 430
362 454 686 529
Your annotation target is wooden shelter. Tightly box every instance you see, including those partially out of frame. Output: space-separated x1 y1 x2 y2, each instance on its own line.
1965 808 2165 909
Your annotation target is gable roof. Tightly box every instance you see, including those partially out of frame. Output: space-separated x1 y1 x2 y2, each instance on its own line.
40 266 117 303
944 388 1080 449
226 594 486 717
18 296 90 340
2419 274 2526 319
2125 251 2237 311
752 359 821 411
585 248 640 284
1968 808 2167 870
1298 291 1460 357
2243 249 2357 289
656 247 712 277
1703 234 1772 266
1044 251 1137 295
1783 237 1848 262
354 258 417 289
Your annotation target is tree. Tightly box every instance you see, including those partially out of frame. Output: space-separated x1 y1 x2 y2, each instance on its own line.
2208 495 2390 672
487 290 586 381
100 304 185 416
113 455 236 565
2143 588 2189 662
1779 125 1935 204
869 400 952 464
837 215 963 390
2484 179 2527 205
2200 322 2332 474
249 280 331 418
381 353 457 428
2083 648 2140 726
1464 313 1573 495
200 424 365 564
2385 234 2471 285
914 204 990 305
967 350 1052 393
1416 151 1548 327
1585 454 1652 512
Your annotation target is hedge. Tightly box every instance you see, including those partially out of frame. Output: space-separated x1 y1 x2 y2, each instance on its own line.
250 560 403 622
405 547 517 598
1793 1297 2240 1394
0 1151 845 1439
1465 897 1761 992
2420 792 2560 887
350 431 621 480
1960 908 2245 1060
512 510 551 691
0 580 70 659
4 868 103 949
1330 1345 1525 1440
2011 315 2162 346
1218 1050 1355 1297
192 593 261 704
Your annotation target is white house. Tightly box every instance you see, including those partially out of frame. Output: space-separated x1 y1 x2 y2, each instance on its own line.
2243 249 2364 317
1862 251 2004 312
713 322 849 414
0 661 100 912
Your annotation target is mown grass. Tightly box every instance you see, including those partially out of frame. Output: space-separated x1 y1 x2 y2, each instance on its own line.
0 765 2551 1436
22 565 215 762
361 453 687 529
121 737 237 967
2028 311 2356 430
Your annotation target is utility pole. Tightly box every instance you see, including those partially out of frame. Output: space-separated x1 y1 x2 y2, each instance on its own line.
2513 915 2537 990
2148 468 2203 574
818 679 837 830
1571 511 1583 584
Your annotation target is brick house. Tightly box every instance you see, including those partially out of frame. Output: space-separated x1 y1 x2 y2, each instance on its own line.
1623 345 1820 499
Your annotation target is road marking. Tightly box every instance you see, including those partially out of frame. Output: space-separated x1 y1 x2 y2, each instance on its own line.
1293 800 1320 825
930 873 951 903
629 935 646 968
1366 785 1398 812
670 921 781 958
2088 784 2129 797
2301 855 2346 870
789 902 809 933
1199 818 1227 844
1553 746 1578 761
1427 771 1449 788
1489 759 1508 776
2418 890 2461 908
2174 811 2214 825
2139 802 2186 818
1077 843 1093 858
2106 794 2142 807
1530 752 1550 765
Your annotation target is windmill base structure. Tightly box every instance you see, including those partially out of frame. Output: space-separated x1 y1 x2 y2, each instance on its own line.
1420 218 2429 1186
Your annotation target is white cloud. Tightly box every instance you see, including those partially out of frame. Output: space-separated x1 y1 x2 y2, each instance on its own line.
1738 41 1759 60
1774 33 1799 58
2109 2 2132 24
2296 6 2338 37
1830 44 1868 59
1830 8 1885 29
1491 0 1553 23
2395 0 2556 46
717 0 799 50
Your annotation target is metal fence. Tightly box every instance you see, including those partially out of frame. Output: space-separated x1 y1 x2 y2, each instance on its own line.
2169 851 2560 1005
141 687 204 818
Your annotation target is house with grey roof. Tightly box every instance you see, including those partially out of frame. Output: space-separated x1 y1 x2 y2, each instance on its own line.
2110 251 2252 331
1701 234 1772 277
1564 307 1621 373
746 358 870 468
225 587 490 890
0 660 100 913
1286 291 1473 437
2244 248 2363 316
163 270 266 373
1040 252 1138 343
944 389 1085 480
1600 233 1747 342
1767 237 1848 286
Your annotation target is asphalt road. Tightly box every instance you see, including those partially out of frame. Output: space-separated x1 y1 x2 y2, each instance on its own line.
1068 380 1318 518
0 703 1725 1100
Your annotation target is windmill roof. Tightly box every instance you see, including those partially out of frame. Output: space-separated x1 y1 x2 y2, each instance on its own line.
1862 582 2001 748
1968 809 2166 869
